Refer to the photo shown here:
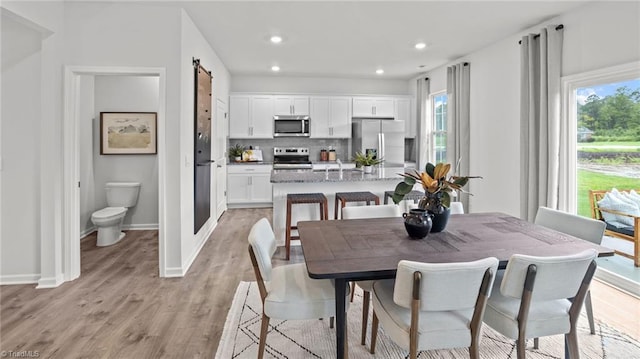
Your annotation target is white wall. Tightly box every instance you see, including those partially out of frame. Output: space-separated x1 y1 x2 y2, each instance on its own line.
91 75 160 230
231 75 411 95
179 10 231 268
1 2 66 286
1 24 42 282
78 75 95 235
423 1 640 216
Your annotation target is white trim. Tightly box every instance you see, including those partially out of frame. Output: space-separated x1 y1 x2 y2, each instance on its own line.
182 221 217 275
62 66 168 288
595 267 640 298
123 224 160 230
0 274 40 285
560 61 640 212
36 274 64 288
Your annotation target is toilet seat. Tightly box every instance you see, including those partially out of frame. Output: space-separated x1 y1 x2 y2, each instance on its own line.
92 207 127 221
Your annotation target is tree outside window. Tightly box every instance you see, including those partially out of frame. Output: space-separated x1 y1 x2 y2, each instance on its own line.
432 93 447 163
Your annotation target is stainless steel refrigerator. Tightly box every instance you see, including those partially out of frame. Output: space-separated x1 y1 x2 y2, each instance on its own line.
352 119 405 167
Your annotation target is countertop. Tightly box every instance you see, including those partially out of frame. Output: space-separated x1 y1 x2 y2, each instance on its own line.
227 161 272 165
271 166 406 183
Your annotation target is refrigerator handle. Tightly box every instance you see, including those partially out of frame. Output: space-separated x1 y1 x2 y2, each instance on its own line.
378 133 385 161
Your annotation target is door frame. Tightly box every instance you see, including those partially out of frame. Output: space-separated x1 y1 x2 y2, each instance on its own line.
62 66 167 282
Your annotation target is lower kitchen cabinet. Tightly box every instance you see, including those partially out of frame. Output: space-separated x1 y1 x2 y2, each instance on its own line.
227 164 273 207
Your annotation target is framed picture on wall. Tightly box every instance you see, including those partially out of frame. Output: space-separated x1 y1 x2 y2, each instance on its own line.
100 112 157 155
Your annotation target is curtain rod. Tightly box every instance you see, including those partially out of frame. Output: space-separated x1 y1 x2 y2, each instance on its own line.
518 24 564 44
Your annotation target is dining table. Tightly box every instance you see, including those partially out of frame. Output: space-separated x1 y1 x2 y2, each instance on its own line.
297 212 615 359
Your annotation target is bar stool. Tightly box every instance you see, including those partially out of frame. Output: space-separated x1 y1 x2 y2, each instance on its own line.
383 189 424 205
285 193 328 260
334 192 380 220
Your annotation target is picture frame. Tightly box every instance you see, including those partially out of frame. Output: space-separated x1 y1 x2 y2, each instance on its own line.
100 112 157 155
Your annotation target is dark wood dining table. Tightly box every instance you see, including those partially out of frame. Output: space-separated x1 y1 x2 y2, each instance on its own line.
297 212 615 359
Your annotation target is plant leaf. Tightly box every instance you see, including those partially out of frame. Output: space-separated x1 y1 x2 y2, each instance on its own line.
442 191 451 208
425 163 435 178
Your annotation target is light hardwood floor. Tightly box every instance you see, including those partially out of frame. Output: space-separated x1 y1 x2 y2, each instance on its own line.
1 208 638 358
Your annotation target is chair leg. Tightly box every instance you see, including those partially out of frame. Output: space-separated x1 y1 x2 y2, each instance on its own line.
285 201 292 260
370 310 379 354
469 342 480 359
334 197 340 220
585 290 596 335
258 313 270 359
516 336 526 359
361 290 370 345
349 282 355 302
566 330 580 359
533 337 539 349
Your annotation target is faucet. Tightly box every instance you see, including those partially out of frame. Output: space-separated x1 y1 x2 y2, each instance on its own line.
325 165 329 180
336 159 343 179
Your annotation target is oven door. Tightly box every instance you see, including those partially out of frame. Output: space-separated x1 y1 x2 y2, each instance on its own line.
274 115 310 137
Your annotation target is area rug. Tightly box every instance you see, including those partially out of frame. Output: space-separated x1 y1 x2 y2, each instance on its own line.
215 281 640 358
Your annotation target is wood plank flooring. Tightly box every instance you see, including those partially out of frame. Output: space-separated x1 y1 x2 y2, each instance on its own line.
1 208 638 358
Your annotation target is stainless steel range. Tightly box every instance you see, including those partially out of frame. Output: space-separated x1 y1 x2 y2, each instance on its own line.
273 147 312 170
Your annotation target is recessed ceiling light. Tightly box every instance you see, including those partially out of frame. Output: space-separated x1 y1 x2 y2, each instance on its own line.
376 69 384 75
270 36 283 44
271 65 280 72
415 42 427 50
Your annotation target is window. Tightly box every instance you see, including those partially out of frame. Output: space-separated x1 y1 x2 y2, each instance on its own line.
561 62 640 214
431 92 448 163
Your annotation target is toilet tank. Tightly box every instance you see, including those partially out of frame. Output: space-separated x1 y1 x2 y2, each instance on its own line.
105 182 141 208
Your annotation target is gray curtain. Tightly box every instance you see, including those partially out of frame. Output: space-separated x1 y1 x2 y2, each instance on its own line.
416 77 430 170
446 63 471 211
520 25 564 221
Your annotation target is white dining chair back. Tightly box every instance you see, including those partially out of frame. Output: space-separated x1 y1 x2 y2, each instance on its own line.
248 217 277 282
342 204 402 219
449 202 465 214
370 257 499 359
533 207 605 337
534 206 606 244
483 249 598 359
248 217 346 359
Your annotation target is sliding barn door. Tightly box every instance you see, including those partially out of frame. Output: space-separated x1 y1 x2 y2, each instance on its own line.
194 59 213 234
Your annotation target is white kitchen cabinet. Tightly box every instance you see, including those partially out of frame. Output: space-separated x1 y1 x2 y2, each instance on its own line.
214 160 227 220
229 95 274 138
395 98 415 138
352 97 395 118
310 96 352 138
274 96 309 115
227 165 273 207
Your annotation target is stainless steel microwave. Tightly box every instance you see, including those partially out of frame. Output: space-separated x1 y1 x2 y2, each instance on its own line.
274 115 310 137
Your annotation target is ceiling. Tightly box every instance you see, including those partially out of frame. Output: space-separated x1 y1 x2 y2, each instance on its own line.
175 1 589 80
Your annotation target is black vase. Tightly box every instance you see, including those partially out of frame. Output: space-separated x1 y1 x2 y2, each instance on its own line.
429 207 450 233
403 209 433 239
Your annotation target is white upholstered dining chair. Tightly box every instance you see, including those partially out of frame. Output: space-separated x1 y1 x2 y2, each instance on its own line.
370 257 499 359
247 218 349 359
483 249 598 359
341 204 402 346
534 206 606 335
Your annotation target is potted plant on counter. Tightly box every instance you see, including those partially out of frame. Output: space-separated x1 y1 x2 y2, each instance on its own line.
353 151 383 173
229 144 245 162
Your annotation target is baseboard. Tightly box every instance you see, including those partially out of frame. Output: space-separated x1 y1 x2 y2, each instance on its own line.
227 203 273 209
181 221 217 276
124 223 159 230
81 227 96 238
595 267 640 298
36 274 64 288
0 274 40 286
164 266 185 277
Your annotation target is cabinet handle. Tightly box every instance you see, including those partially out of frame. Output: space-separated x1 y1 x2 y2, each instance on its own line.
373 106 376 115
292 105 295 114
248 177 253 185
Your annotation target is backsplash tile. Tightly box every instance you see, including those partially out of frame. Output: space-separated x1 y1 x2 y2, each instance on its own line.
228 138 350 162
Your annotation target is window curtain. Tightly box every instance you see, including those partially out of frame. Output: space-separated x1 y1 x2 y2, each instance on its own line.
446 62 471 211
520 25 564 221
416 77 430 170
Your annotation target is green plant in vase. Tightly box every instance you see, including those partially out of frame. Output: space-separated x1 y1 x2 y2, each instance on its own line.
353 151 383 173
229 144 246 161
392 161 481 232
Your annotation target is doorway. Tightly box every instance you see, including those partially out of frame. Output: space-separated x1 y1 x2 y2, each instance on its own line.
63 66 167 281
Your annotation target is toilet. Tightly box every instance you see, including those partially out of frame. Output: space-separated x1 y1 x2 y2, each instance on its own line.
91 182 141 247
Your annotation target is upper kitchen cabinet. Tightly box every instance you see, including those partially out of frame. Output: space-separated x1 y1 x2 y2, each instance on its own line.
229 95 274 138
395 98 416 138
274 96 309 116
352 97 394 118
310 96 352 138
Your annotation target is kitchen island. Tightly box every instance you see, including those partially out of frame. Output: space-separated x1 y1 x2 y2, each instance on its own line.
271 166 410 245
